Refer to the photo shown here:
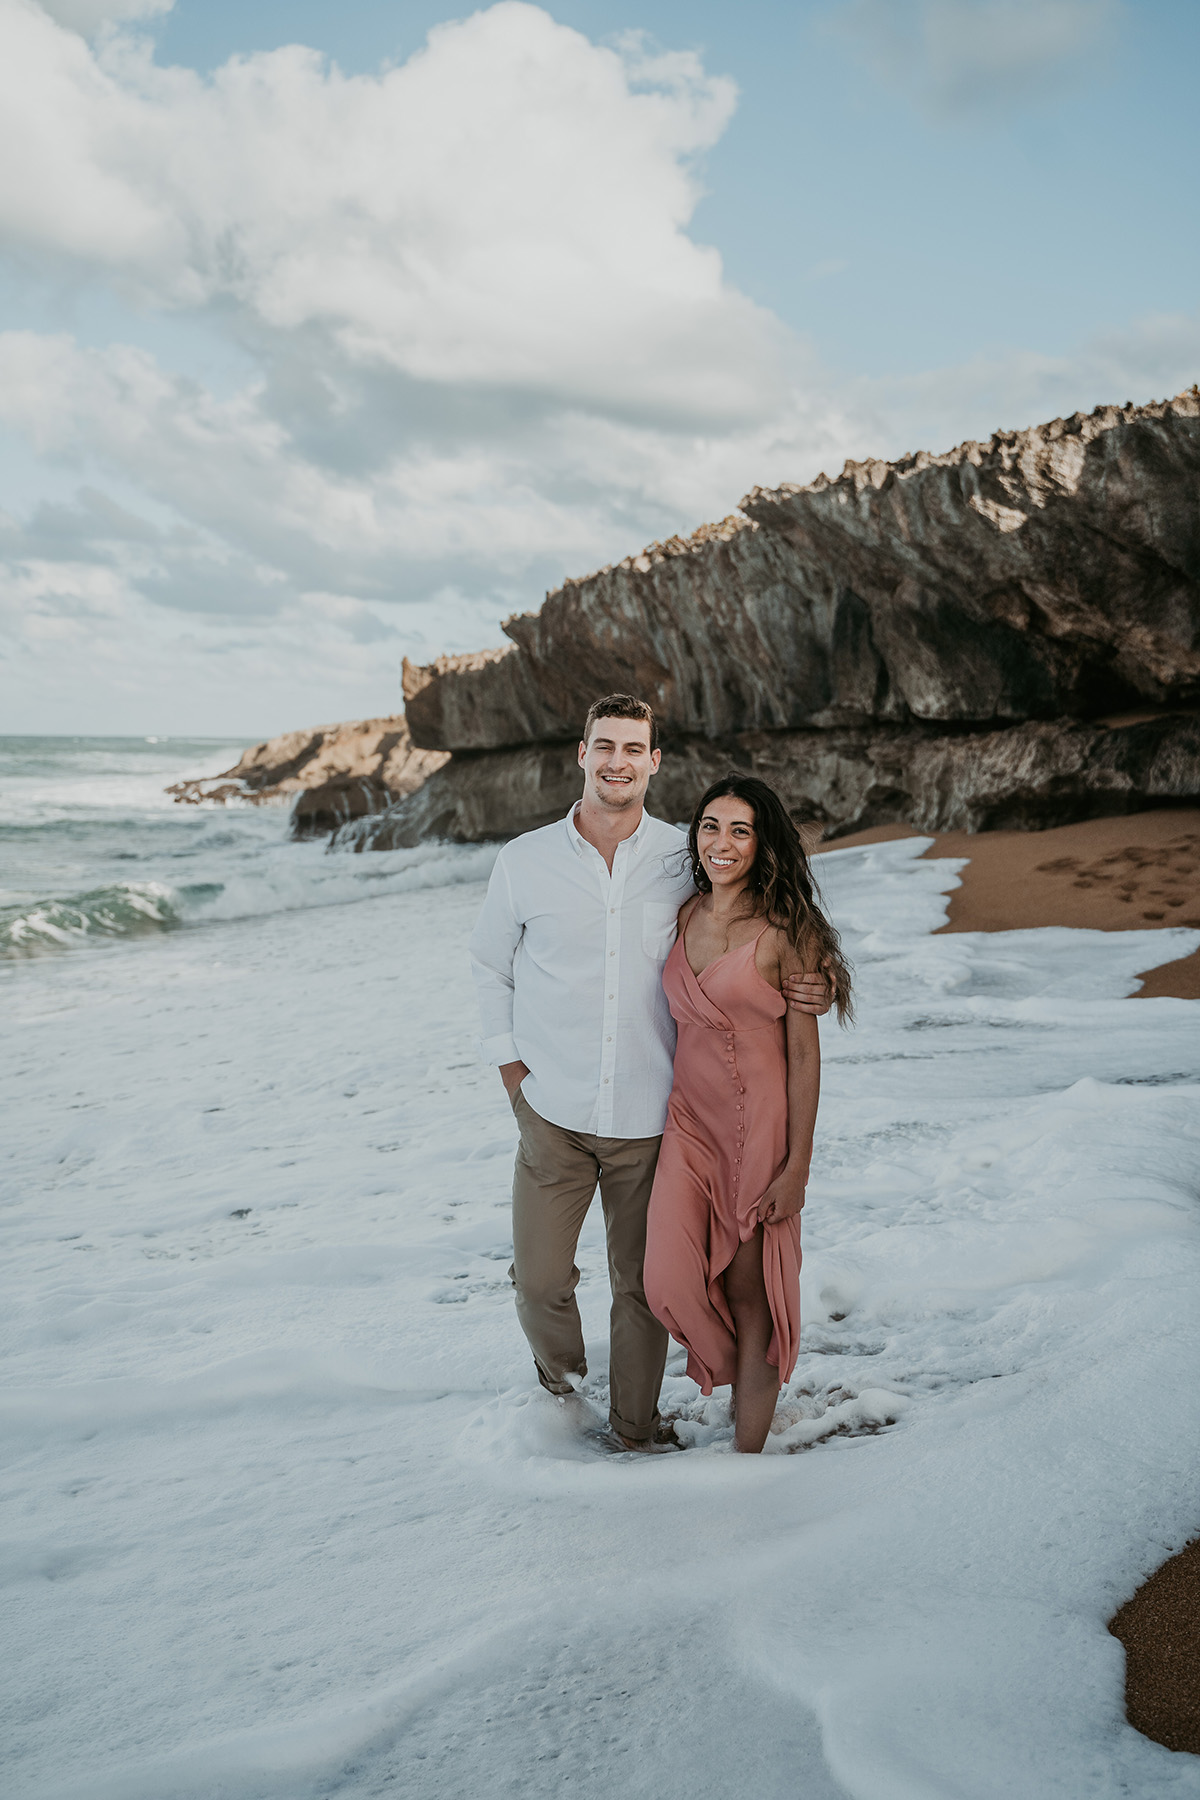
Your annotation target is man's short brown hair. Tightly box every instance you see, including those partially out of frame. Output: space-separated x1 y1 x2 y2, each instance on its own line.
582 694 658 752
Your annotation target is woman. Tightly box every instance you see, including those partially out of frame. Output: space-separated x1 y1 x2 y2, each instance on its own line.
644 775 852 1454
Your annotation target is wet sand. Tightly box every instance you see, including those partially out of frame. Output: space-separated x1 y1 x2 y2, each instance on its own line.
1109 1537 1200 1755
817 809 1200 1000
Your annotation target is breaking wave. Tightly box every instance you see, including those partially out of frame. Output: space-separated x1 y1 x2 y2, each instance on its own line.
0 736 502 962
0 843 501 960
0 882 185 955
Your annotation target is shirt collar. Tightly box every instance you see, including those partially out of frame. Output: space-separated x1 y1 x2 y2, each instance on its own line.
565 801 649 859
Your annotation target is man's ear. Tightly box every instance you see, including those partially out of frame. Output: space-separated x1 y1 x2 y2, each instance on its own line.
648 747 662 775
577 740 587 769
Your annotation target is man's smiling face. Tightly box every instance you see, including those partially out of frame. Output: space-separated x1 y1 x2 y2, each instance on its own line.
578 715 660 814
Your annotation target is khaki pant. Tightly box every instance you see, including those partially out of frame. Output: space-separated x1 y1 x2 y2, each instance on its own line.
509 1088 668 1443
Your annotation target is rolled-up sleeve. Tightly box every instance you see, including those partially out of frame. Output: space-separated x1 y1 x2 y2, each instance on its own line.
469 851 522 1065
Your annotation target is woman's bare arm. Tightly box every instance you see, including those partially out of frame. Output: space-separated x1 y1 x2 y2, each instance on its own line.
782 964 836 1016
757 931 820 1225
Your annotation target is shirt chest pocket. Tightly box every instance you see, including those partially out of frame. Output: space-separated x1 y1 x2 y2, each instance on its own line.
641 902 679 959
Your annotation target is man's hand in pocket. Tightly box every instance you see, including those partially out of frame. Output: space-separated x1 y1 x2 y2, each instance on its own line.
499 1059 530 1099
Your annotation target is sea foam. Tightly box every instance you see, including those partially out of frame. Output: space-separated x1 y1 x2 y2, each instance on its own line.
1 736 500 957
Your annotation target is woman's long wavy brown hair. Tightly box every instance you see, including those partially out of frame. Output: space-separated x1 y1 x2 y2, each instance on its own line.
687 774 853 1023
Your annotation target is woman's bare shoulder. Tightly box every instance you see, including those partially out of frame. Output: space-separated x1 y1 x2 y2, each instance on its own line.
677 894 702 927
769 922 817 975
753 920 791 988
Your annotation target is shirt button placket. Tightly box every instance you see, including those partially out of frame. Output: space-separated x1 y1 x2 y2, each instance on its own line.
599 846 626 1134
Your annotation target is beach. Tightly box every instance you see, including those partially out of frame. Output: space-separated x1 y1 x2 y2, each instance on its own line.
2 745 1199 1798
826 809 1200 999
5 0 1200 1788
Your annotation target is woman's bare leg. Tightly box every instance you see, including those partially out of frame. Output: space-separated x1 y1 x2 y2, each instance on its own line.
724 1229 780 1453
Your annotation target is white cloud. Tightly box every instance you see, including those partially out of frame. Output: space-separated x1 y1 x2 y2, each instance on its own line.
0 0 1184 735
835 0 1119 118
0 324 861 620
0 0 819 728
855 310 1200 455
0 0 778 421
0 553 413 735
35 0 171 36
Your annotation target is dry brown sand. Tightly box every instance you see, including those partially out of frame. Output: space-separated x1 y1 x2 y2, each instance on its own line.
1110 1538 1200 1755
816 808 1200 1000
817 808 1199 1756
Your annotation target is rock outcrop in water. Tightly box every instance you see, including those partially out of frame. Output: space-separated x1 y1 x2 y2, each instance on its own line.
348 388 1200 849
168 717 448 838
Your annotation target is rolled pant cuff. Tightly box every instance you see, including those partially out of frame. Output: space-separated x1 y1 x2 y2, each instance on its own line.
536 1359 586 1397
608 1407 660 1444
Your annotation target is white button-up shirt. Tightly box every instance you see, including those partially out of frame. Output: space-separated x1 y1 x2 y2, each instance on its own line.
469 805 695 1137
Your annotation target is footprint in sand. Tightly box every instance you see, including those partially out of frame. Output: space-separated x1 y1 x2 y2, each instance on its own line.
1040 836 1200 926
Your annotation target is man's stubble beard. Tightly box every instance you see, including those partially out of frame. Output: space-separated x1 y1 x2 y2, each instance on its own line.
589 771 645 812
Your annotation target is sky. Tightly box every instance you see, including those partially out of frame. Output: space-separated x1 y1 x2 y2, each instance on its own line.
0 0 1197 737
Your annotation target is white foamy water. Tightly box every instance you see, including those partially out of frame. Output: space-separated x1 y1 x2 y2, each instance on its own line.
2 821 1198 1799
0 736 499 956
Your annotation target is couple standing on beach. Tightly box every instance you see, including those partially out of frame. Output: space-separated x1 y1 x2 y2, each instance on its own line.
470 695 851 1454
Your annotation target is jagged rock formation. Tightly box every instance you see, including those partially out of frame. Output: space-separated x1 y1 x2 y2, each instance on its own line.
403 391 1200 755
179 392 1199 852
347 389 1200 847
168 717 448 838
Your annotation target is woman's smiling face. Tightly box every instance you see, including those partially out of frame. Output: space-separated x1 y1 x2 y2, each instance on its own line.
697 795 758 890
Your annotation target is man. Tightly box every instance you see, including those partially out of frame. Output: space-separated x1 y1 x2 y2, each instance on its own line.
469 695 832 1450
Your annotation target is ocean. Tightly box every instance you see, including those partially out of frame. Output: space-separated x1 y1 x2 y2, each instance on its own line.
0 735 498 960
4 740 1200 1797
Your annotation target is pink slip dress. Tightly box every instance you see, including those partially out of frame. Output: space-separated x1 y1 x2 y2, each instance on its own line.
644 921 802 1394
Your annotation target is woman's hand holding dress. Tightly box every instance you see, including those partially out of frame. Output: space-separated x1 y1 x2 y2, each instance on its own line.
756 1163 808 1224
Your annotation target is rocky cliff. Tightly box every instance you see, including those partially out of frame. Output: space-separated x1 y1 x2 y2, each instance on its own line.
348 388 1200 849
172 391 1198 851
168 717 448 838
405 391 1200 749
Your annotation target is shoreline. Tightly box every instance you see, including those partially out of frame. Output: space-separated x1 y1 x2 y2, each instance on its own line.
816 809 1200 1001
820 807 1200 1761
